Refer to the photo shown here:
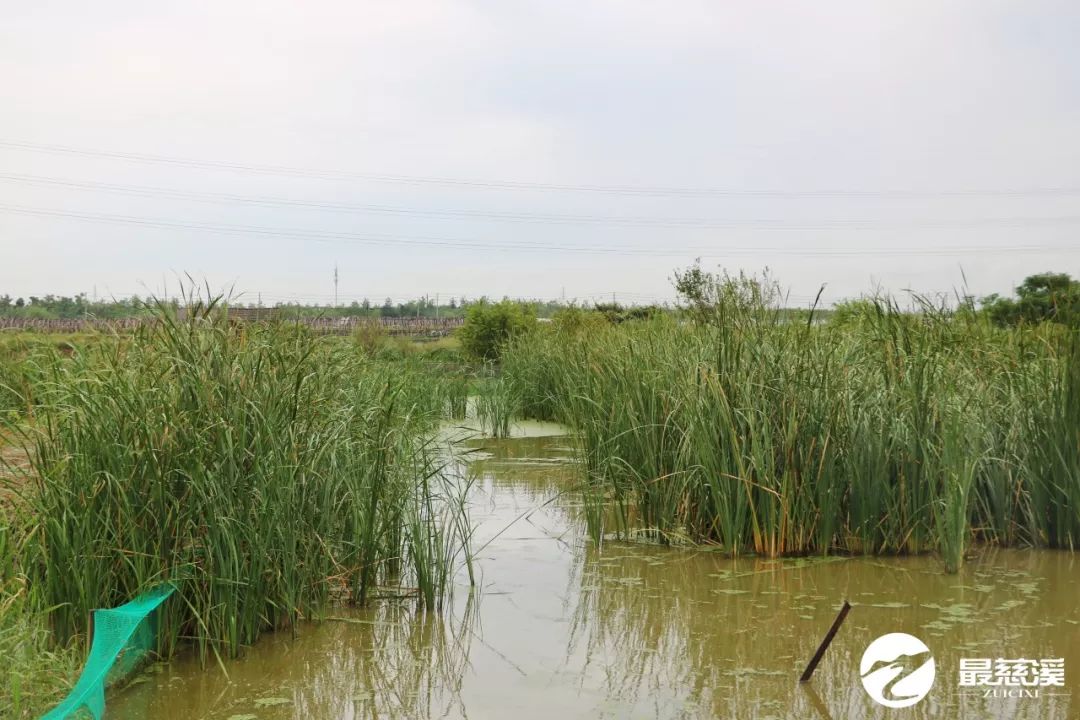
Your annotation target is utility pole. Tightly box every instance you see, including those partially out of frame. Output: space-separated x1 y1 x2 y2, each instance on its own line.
333 265 339 308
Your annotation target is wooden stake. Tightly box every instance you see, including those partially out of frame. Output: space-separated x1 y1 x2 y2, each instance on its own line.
799 600 851 683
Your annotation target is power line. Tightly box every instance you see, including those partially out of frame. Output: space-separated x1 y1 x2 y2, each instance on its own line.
0 172 923 229
7 172 1080 231
4 203 1079 257
3 138 1080 199
0 203 699 255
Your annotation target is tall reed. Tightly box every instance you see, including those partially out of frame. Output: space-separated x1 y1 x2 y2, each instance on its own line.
505 285 1079 572
5 299 472 661
0 509 81 719
474 371 518 439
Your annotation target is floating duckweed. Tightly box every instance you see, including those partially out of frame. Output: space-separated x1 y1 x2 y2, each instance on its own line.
732 668 786 677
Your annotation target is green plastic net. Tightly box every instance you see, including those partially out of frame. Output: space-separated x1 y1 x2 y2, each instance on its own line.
41 585 174 720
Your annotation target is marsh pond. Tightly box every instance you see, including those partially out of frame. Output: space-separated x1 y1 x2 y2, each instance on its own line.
108 427 1079 720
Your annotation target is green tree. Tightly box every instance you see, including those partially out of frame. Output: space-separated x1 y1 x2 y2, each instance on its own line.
981 273 1080 326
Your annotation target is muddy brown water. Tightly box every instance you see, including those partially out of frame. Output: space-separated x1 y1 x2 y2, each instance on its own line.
109 428 1080 719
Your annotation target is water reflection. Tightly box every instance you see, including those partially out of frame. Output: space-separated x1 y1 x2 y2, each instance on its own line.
109 433 1079 719
110 599 476 719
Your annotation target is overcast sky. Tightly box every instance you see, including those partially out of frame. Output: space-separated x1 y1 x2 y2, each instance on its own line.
2 1 1078 307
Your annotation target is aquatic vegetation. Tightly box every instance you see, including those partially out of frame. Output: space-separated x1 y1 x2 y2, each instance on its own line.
505 279 1080 571
3 299 472 663
441 374 470 420
473 373 519 439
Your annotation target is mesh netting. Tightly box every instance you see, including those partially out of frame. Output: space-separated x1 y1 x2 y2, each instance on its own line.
42 585 174 720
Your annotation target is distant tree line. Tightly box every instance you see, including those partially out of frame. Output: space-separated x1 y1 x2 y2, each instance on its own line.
0 293 573 321
256 296 570 320
6 272 1074 327
0 293 151 319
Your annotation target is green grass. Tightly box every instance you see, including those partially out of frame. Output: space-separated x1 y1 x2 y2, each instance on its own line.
505 291 1080 572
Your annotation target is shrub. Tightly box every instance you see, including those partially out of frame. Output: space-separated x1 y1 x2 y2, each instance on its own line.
456 300 536 361
551 306 608 335
351 319 388 354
